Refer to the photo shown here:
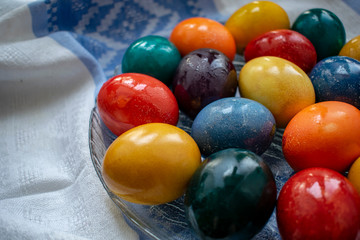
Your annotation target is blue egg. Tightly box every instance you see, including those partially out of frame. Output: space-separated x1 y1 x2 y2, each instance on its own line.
191 97 276 157
309 56 360 109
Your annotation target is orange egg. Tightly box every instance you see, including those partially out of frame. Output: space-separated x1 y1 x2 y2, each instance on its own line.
170 17 236 60
282 101 360 173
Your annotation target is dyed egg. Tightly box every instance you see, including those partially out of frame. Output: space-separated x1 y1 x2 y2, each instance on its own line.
277 168 360 240
292 8 346 61
339 35 360 61
169 17 236 60
348 157 360 194
121 35 181 85
244 29 317 73
185 148 277 239
102 123 201 205
239 56 315 128
191 97 276 157
225 1 290 54
309 56 360 109
282 101 360 173
172 48 237 119
97 73 179 136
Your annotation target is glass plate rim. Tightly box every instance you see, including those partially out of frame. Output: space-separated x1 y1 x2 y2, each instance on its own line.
88 106 169 240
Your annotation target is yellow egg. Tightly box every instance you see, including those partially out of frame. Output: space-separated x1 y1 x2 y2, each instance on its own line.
239 56 315 128
347 157 360 194
339 35 360 61
102 123 201 205
225 1 290 54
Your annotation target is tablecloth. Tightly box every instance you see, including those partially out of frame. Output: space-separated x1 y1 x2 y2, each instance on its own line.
0 0 359 239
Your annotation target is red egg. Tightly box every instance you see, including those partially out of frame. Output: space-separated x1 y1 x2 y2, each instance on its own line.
276 167 360 240
244 29 317 73
97 73 179 136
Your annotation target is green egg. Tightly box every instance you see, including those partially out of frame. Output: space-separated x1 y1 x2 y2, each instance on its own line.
185 148 277 240
122 35 181 85
292 8 346 61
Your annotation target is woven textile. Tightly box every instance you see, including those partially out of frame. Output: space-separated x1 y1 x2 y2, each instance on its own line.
0 1 359 239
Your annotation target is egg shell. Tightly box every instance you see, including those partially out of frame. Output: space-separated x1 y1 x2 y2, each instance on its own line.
172 48 237 119
122 35 181 85
97 73 179 136
170 17 236 61
225 1 290 54
185 148 277 239
191 97 276 157
239 56 315 128
277 167 360 240
292 8 346 61
244 29 317 73
348 157 360 194
339 35 360 61
309 56 360 109
102 123 201 205
282 101 360 173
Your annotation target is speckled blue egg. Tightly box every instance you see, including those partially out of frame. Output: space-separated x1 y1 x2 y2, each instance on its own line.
191 97 276 157
309 56 360 109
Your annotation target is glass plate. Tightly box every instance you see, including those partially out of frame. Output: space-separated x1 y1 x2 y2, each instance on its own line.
88 56 295 240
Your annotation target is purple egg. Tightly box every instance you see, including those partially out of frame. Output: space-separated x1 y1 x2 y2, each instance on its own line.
172 48 238 119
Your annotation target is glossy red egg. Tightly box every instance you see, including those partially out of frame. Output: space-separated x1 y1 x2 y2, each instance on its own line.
97 73 179 136
244 29 317 73
276 167 360 240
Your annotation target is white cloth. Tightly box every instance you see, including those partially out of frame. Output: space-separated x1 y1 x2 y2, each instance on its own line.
0 2 138 240
0 1 359 240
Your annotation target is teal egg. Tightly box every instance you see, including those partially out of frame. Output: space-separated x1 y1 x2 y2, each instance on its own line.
122 35 181 85
292 8 346 61
185 148 277 240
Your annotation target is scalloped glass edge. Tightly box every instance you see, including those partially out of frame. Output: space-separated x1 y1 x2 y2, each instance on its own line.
88 55 295 240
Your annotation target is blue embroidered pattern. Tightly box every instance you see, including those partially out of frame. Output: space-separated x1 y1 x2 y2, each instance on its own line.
37 0 218 79
27 1 360 239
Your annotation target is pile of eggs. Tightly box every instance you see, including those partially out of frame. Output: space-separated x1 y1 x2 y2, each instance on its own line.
97 1 360 239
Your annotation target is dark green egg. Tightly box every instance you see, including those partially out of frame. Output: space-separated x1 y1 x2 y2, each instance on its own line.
185 148 277 240
122 35 181 85
292 8 346 61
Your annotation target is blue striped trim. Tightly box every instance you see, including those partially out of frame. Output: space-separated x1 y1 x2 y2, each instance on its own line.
49 31 106 97
342 0 360 15
28 1 106 97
